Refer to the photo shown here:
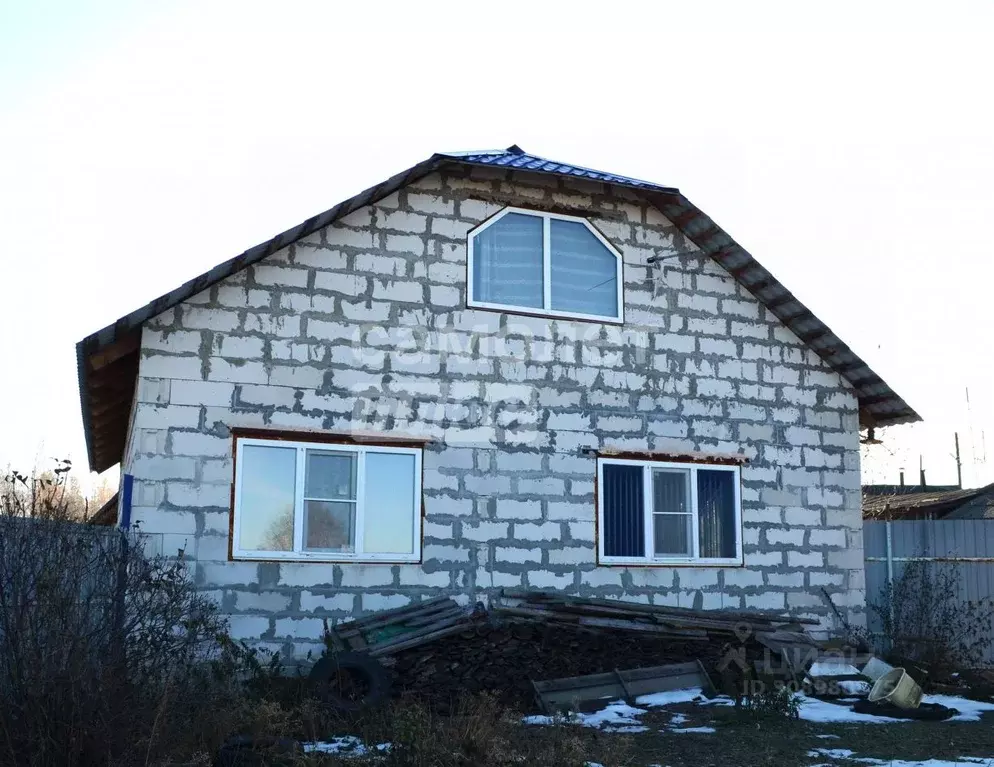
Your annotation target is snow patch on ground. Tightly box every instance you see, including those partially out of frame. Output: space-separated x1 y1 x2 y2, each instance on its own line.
522 700 649 732
925 695 994 723
798 692 994 725
797 695 904 724
808 755 994 767
302 737 391 756
523 687 994 747
808 748 856 759
636 687 735 708
839 680 872 695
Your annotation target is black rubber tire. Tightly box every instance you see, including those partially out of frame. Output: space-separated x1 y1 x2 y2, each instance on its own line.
309 651 391 712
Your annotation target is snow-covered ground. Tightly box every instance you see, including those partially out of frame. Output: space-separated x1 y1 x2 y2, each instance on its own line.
807 749 994 766
302 737 391 756
798 693 994 724
522 701 651 733
520 687 994 766
304 688 994 764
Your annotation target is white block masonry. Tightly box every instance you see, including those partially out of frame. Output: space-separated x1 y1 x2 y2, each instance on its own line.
127 166 864 658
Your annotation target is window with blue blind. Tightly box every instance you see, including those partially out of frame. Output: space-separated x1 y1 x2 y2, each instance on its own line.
468 207 623 322
597 458 742 565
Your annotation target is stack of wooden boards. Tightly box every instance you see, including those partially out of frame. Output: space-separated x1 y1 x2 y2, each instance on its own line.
325 588 821 664
495 589 819 644
324 596 481 657
323 589 834 711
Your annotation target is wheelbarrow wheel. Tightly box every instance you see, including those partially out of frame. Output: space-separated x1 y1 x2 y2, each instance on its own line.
309 652 391 712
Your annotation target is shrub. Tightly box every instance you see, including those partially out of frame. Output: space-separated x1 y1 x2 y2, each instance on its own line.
739 684 801 720
0 462 234 766
869 558 994 674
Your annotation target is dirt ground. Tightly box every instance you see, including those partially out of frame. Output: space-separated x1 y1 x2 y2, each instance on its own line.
605 703 994 766
304 699 994 766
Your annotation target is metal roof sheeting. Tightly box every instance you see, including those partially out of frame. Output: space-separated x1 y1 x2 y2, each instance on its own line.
443 147 680 193
76 145 920 472
863 483 994 520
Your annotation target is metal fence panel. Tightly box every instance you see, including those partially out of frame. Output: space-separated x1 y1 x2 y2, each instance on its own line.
864 519 994 665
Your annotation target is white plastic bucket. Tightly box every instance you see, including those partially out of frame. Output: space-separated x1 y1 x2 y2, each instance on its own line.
868 667 923 709
861 657 895 683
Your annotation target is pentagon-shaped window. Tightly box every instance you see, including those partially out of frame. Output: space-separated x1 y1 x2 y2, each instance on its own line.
467 207 623 323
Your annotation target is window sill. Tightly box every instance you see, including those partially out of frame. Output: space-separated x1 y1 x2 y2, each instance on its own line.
231 552 421 565
466 299 624 326
597 557 744 568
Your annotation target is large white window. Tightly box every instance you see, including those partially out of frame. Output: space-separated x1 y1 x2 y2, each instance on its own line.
232 437 423 562
597 458 742 566
467 207 624 323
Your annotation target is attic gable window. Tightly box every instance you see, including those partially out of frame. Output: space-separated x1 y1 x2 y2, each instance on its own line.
597 458 743 566
467 207 624 323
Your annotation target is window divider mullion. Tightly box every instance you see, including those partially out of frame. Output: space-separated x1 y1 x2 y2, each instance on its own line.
643 464 652 562
294 447 306 554
355 449 366 556
542 215 552 311
689 468 700 559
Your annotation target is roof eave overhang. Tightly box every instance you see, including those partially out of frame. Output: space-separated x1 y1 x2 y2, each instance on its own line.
640 189 920 430
77 150 920 472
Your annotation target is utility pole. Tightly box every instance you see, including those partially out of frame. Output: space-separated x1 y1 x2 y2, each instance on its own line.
955 432 963 489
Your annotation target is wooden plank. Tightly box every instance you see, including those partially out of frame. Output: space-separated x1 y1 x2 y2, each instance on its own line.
533 662 714 713
368 622 475 656
614 669 634 700
364 614 471 653
696 659 717 696
535 671 622 694
493 604 579 622
87 332 140 372
402 606 464 628
576 616 708 638
651 614 775 634
623 662 700 681
550 602 765 634
501 590 819 625
811 652 875 667
624 670 707 697
537 685 626 711
334 596 453 636
754 629 820 647
532 679 550 715
493 606 707 638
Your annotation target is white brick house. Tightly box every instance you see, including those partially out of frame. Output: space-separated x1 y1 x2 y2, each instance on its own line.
76 146 918 657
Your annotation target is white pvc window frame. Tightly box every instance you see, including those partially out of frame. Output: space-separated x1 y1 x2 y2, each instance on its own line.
232 437 423 563
466 206 625 324
596 458 743 566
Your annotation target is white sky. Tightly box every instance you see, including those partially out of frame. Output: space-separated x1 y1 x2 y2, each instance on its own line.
1 1 992 490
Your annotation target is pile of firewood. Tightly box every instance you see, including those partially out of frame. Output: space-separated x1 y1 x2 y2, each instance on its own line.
323 589 823 711
389 618 727 711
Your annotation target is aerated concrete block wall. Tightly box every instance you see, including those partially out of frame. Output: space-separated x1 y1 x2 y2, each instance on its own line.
127 166 864 658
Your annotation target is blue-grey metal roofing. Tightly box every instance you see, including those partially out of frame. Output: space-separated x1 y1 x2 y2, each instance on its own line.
76 145 921 472
451 146 680 192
